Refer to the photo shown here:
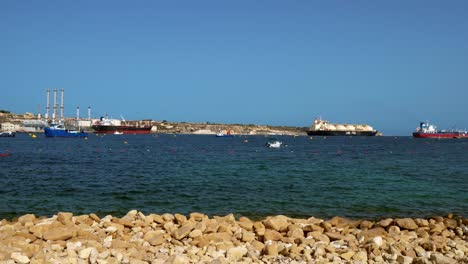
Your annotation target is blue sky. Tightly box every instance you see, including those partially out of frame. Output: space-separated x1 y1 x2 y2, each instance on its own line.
1 1 467 135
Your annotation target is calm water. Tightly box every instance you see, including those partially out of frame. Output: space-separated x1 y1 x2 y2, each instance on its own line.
0 133 467 220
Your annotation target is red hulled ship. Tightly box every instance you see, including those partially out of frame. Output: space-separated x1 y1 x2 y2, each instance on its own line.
412 122 468 139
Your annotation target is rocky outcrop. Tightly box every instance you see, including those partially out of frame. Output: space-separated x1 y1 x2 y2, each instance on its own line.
0 211 467 263
156 122 307 136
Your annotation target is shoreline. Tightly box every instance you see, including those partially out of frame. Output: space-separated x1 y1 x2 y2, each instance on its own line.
1 211 467 263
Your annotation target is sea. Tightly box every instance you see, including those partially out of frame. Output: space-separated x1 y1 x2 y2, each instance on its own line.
0 133 467 220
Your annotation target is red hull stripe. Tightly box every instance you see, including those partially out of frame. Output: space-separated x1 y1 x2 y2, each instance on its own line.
413 133 468 138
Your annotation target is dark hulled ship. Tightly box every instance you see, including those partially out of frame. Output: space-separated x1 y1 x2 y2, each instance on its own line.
92 117 152 134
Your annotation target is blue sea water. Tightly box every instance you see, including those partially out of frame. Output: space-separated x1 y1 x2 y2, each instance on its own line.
0 133 467 220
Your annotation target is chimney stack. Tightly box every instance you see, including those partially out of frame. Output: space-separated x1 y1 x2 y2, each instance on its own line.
60 88 64 120
88 106 91 121
46 89 50 121
53 88 57 123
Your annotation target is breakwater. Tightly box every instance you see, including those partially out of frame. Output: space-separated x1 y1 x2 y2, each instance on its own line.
1 211 467 263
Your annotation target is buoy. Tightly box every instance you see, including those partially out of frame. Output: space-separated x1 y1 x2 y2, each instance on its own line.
124 141 128 144
31 134 37 138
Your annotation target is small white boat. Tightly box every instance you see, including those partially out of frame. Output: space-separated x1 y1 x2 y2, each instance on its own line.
266 140 282 148
114 131 123 135
0 131 16 137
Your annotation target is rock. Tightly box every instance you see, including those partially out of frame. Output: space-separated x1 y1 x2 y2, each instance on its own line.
227 246 247 261
307 231 330 244
325 232 343 241
78 247 96 259
340 251 355 261
43 226 75 241
430 222 445 233
287 228 304 239
238 221 253 231
376 218 393 228
89 213 100 222
430 252 457 264
396 255 413 264
360 220 374 229
251 240 265 252
263 229 282 241
444 219 457 229
359 227 388 241
57 212 73 225
165 254 189 264
18 214 36 225
241 230 255 242
174 214 187 225
189 229 202 238
263 216 289 232
388 225 401 235
253 222 265 235
414 218 429 227
122 210 138 222
327 216 360 228
352 250 367 262
143 231 166 246
202 232 232 242
371 236 383 248
162 213 175 222
264 242 278 256
189 212 205 222
396 218 418 230
11 252 30 264
303 224 324 233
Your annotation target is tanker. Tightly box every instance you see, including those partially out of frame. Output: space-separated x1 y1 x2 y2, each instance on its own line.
306 118 378 136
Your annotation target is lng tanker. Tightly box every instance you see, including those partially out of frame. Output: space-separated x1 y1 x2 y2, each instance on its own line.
306 118 378 136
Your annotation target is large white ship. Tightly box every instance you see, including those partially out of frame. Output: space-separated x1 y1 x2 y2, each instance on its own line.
307 118 378 136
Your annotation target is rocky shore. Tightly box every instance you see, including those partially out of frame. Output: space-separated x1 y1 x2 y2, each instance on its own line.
1 212 467 264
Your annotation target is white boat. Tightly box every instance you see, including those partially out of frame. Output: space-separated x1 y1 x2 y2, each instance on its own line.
0 131 16 137
266 140 282 148
114 131 123 135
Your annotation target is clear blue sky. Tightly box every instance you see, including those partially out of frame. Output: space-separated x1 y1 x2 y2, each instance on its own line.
1 1 467 135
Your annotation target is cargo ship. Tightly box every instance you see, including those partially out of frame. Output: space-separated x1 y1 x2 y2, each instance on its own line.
92 116 152 134
306 118 378 136
412 122 468 139
44 123 88 138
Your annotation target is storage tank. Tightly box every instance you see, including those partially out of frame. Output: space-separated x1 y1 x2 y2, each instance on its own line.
355 125 365 131
335 124 346 130
345 125 356 131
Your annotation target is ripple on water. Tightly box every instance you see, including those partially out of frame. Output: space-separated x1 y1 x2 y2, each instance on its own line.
0 135 467 219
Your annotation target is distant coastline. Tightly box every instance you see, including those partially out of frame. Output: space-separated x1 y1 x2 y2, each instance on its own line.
0 110 307 136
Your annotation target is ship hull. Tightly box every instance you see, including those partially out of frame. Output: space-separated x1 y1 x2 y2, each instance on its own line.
307 130 377 136
44 128 88 138
92 125 152 134
413 132 468 139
